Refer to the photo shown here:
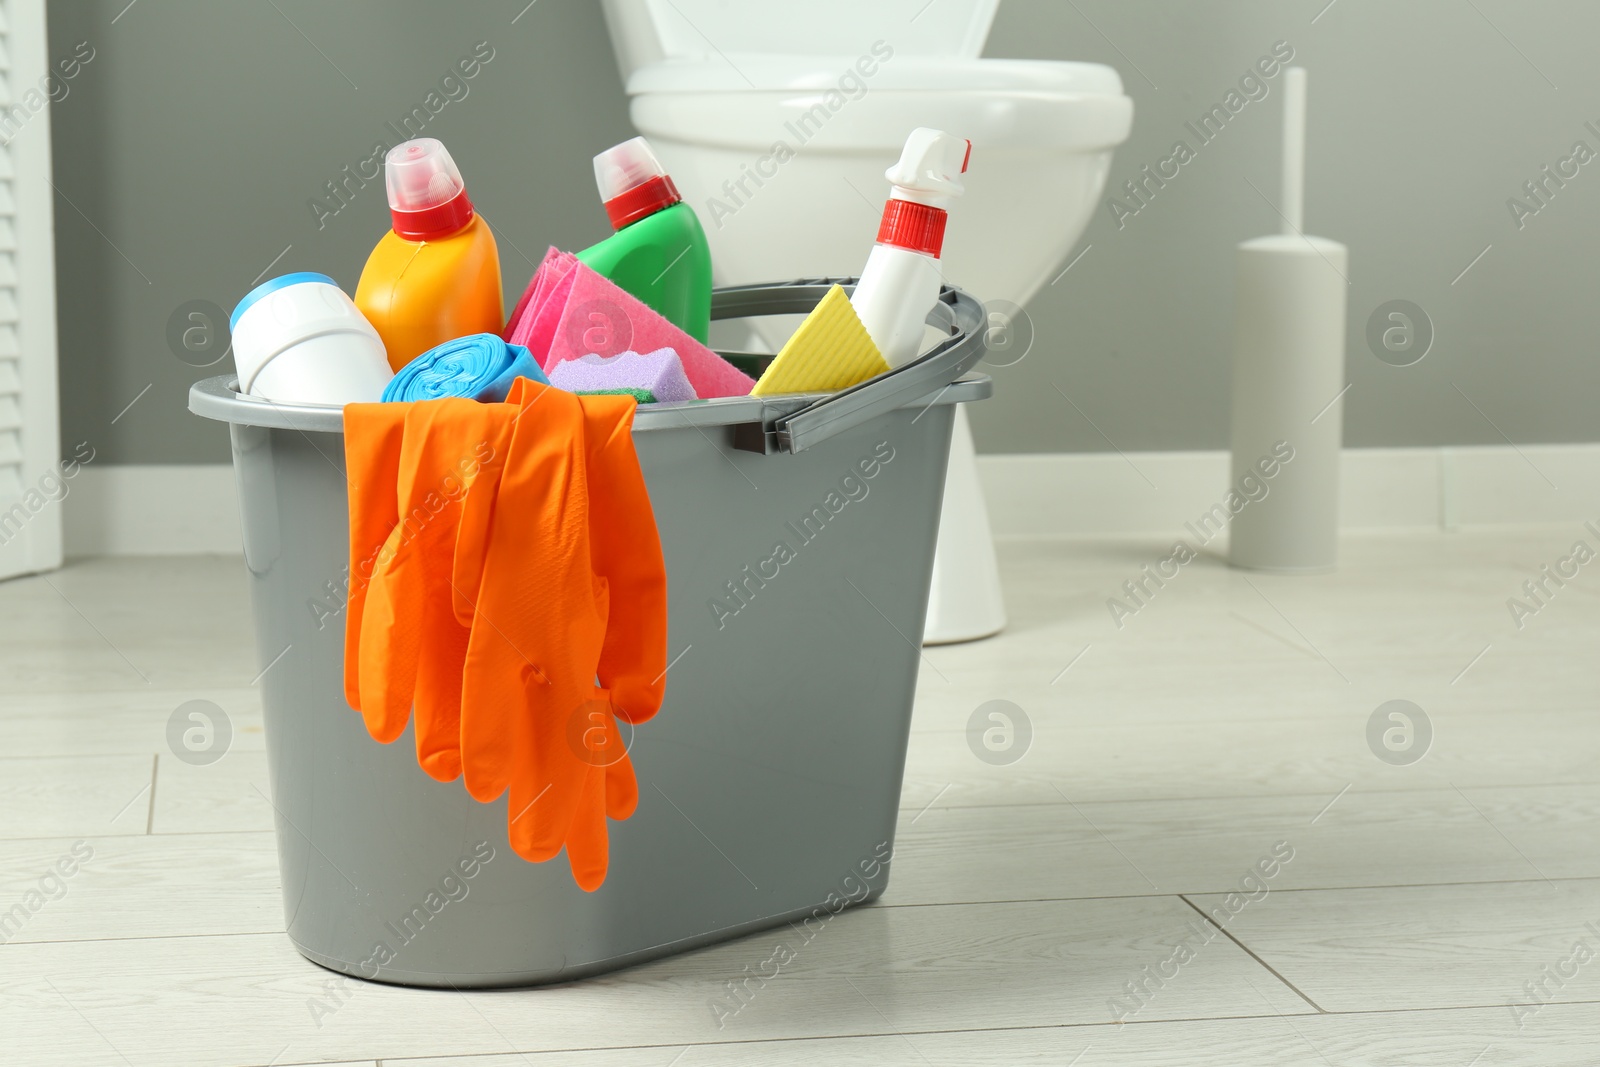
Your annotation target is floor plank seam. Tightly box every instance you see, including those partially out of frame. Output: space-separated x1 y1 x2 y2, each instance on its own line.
3 929 289 947
364 1013 1336 1065
892 777 1600 812
145 753 159 835
1176 894 1327 1014
0 828 277 844
1257 874 1600 895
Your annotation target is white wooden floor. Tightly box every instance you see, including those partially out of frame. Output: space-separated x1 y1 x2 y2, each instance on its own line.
2 527 1596 1066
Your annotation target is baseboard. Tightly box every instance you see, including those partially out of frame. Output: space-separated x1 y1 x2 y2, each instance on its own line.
64 465 240 557
59 445 1600 556
981 444 1600 539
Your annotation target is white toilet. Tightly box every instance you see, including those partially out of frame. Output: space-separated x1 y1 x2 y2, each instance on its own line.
600 0 1133 643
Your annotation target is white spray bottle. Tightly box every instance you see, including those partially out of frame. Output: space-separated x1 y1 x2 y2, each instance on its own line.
851 127 972 367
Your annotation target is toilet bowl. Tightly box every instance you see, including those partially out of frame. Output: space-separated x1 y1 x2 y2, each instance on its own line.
600 0 1133 643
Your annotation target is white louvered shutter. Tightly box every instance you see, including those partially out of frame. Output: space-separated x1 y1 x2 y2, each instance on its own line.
0 0 63 580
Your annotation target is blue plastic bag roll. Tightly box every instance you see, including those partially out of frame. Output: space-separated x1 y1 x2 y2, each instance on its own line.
382 333 549 403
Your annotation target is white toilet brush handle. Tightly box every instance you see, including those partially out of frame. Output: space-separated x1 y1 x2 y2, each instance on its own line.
1281 67 1306 235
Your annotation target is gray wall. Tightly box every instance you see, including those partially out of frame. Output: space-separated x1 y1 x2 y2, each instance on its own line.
977 0 1600 452
47 0 635 464
45 0 1600 462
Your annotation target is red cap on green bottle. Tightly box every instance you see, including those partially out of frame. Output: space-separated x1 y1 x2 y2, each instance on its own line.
594 137 682 230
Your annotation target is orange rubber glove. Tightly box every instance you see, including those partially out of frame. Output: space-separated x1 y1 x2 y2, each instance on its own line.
343 404 407 716
560 394 668 888
360 400 511 778
579 395 669 724
342 380 667 891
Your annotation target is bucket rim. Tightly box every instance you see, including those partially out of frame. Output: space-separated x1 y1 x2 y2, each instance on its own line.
187 372 989 434
190 279 994 441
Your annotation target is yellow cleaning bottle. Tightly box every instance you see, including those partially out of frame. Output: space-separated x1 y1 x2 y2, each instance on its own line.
356 138 503 373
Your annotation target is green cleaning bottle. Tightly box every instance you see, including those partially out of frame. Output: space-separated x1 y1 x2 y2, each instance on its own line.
577 137 712 343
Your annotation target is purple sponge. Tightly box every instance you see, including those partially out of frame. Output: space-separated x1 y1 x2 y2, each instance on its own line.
546 347 698 404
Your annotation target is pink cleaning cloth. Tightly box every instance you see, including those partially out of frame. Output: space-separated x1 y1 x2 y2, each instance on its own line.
517 266 580 365
505 247 577 341
548 349 698 403
506 251 755 400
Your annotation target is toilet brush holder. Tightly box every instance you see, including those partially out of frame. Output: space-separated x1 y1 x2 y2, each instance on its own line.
1228 67 1348 573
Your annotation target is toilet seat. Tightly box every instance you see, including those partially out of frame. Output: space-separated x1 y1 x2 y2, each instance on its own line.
627 54 1125 96
629 55 1133 152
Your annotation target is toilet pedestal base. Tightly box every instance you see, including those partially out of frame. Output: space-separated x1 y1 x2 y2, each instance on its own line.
924 405 1006 645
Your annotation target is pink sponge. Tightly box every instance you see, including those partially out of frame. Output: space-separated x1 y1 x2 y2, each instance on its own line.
548 348 698 403
505 247 755 400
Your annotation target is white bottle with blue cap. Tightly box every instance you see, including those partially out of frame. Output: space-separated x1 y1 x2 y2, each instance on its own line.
231 273 394 406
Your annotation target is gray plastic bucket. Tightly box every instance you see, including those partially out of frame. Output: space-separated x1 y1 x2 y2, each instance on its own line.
189 280 990 988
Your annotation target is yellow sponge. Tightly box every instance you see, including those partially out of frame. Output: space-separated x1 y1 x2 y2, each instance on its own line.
750 285 891 397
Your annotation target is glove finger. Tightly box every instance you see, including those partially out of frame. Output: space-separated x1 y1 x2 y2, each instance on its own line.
564 761 610 892
414 615 469 781
506 773 562 863
602 715 638 821
356 525 419 744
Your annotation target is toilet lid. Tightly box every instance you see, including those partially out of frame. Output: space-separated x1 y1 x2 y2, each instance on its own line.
627 55 1126 96
639 0 999 62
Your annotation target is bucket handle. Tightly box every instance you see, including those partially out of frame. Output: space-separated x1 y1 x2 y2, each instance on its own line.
714 279 988 455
